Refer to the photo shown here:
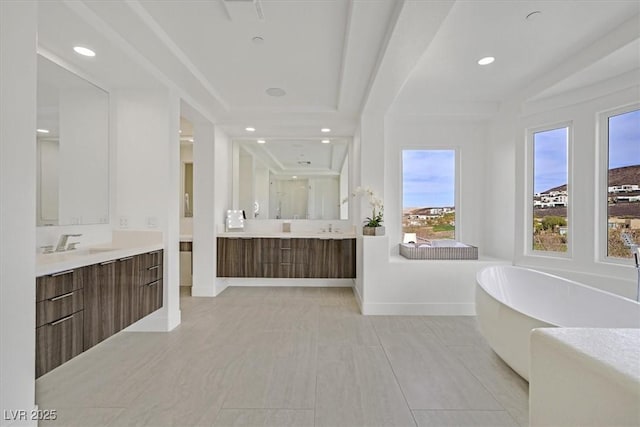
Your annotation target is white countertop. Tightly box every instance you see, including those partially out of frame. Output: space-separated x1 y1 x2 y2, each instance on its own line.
36 242 163 276
216 231 356 239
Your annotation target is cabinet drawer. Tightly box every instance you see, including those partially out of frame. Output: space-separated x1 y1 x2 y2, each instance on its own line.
36 289 84 328
139 250 163 270
36 269 83 302
36 311 84 378
139 279 163 318
142 264 163 285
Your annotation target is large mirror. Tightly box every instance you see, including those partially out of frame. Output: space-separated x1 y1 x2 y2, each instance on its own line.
234 139 349 220
36 55 109 226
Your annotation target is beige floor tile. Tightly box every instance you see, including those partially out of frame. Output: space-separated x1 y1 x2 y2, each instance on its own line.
38 408 125 427
376 330 502 410
423 316 489 347
35 286 529 426
315 344 417 427
222 331 317 409
413 410 519 426
449 345 529 426
371 316 439 333
212 409 314 427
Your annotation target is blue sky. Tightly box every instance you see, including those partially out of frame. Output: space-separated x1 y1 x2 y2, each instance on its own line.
534 127 568 194
609 109 640 169
403 150 455 208
533 109 639 193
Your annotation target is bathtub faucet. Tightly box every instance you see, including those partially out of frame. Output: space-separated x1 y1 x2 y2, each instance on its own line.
621 233 640 301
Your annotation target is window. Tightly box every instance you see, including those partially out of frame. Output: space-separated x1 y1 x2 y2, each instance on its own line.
606 108 640 259
532 126 569 253
402 150 456 242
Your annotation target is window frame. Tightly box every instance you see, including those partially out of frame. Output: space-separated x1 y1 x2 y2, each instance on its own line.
400 147 460 242
525 121 573 258
597 103 640 264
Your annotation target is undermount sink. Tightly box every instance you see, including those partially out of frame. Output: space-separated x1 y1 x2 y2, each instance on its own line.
68 247 121 256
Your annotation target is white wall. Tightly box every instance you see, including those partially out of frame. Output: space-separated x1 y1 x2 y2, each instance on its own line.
0 2 38 425
191 123 231 296
510 82 640 298
385 116 489 254
114 88 181 331
484 104 518 260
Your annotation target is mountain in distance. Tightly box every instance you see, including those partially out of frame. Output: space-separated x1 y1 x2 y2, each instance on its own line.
542 165 640 194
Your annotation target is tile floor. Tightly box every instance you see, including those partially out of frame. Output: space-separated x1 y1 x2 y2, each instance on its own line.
36 287 529 426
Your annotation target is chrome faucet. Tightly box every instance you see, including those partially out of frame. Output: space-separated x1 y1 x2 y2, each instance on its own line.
621 233 640 301
328 223 333 233
55 234 82 252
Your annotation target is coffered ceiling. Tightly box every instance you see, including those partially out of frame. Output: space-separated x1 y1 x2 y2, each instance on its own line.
36 0 640 137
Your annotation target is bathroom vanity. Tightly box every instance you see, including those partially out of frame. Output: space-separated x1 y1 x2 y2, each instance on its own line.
35 247 163 377
217 234 356 279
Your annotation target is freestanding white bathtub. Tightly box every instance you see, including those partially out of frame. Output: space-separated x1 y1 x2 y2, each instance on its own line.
475 265 640 381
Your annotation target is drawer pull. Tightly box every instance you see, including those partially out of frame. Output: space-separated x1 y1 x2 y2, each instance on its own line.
50 314 74 326
100 260 116 266
49 292 74 301
146 280 161 287
119 256 134 261
280 247 291 250
51 269 74 277
147 265 161 271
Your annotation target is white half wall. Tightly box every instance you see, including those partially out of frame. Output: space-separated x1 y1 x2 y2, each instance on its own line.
358 237 506 315
0 2 38 426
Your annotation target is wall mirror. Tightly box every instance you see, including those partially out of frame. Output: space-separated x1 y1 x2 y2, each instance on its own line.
233 139 349 220
36 55 109 226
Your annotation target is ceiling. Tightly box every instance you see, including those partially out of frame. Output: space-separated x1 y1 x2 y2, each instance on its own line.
238 138 349 177
35 0 640 137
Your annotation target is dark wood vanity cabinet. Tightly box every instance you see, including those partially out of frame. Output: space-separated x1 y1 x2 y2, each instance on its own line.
138 250 163 319
217 237 355 279
83 260 118 349
36 249 164 378
35 270 85 378
309 238 356 278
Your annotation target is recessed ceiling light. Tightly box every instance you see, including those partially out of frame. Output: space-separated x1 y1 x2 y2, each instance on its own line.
266 87 286 97
257 139 266 144
322 139 330 144
36 129 49 134
73 46 96 57
245 127 256 132
252 36 264 44
179 130 182 134
292 176 297 179
321 128 331 133
477 56 495 65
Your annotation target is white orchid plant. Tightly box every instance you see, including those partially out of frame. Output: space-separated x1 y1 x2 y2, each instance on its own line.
343 186 384 227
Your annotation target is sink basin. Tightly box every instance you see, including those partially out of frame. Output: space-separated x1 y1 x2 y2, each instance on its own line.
68 247 121 256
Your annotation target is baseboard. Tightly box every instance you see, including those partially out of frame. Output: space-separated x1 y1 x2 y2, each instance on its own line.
125 307 181 332
353 285 364 314
191 284 216 297
361 302 476 316
223 278 354 287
